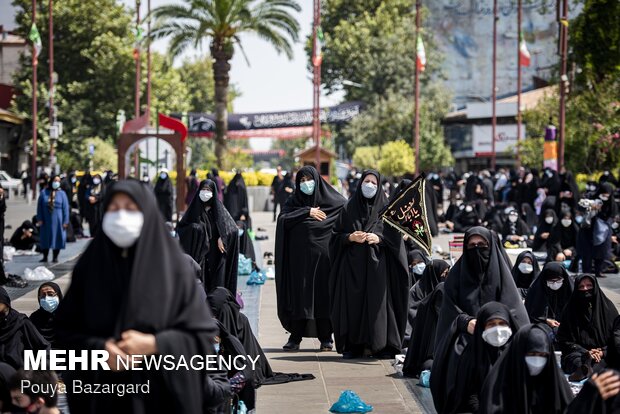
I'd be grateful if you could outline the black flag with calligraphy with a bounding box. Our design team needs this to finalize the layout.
[381,174,433,256]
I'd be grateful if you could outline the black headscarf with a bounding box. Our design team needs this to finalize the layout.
[541,169,562,196]
[275,166,346,336]
[521,203,538,230]
[431,302,522,414]
[532,209,558,251]
[436,227,529,347]
[556,170,580,215]
[29,282,63,346]
[329,170,409,354]
[153,170,174,221]
[408,259,449,326]
[55,179,217,414]
[178,179,239,294]
[550,212,578,253]
[511,251,541,290]
[557,274,619,354]
[598,182,619,221]
[224,173,250,224]
[479,324,573,414]
[524,262,573,324]
[9,220,38,250]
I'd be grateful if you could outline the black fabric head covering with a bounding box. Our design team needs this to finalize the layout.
[520,203,538,230]
[479,324,573,414]
[224,173,249,221]
[557,274,619,353]
[436,226,529,347]
[350,170,384,231]
[511,251,541,289]
[525,262,573,323]
[0,288,9,307]
[597,182,619,220]
[29,282,63,345]
[178,179,239,293]
[284,165,345,213]
[415,259,450,298]
[55,179,217,414]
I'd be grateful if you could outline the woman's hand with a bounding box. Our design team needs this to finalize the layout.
[540,232,550,240]
[309,207,327,221]
[117,330,158,356]
[63,223,68,229]
[589,348,603,363]
[467,319,477,335]
[366,233,381,245]
[592,371,620,400]
[105,339,128,371]
[546,318,560,328]
[217,237,226,253]
[348,231,366,243]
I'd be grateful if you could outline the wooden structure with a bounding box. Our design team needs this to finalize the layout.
[295,145,336,182]
[117,131,186,214]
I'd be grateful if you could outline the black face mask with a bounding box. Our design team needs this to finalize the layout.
[466,246,491,275]
[577,289,594,302]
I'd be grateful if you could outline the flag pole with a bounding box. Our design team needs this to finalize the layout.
[31,0,38,201]
[491,0,498,171]
[516,0,522,168]
[48,0,55,172]
[413,0,421,176]
[312,0,321,173]
[134,0,141,175]
[558,0,568,170]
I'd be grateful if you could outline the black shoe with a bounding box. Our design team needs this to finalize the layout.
[282,341,300,351]
[342,351,361,359]
[319,341,333,352]
[39,258,48,263]
[52,258,59,263]
[5,275,27,288]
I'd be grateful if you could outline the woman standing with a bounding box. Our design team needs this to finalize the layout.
[84,173,105,237]
[36,176,69,263]
[154,168,174,222]
[224,172,251,229]
[275,166,346,351]
[329,170,409,359]
[55,180,219,413]
[177,180,239,294]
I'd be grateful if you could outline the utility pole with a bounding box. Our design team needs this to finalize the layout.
[558,0,568,170]
[516,0,522,168]
[413,0,421,175]
[31,0,38,200]
[146,0,151,122]
[491,0,498,170]
[312,0,321,172]
[48,0,55,172]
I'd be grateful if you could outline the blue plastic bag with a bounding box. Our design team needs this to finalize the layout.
[238,254,252,276]
[419,370,431,388]
[329,390,373,413]
[246,270,266,285]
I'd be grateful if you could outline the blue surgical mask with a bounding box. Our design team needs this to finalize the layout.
[51,182,60,190]
[562,260,572,269]
[214,343,220,353]
[575,215,584,224]
[412,263,426,275]
[361,182,378,199]
[40,296,59,313]
[160,173,168,180]
[238,229,244,236]
[300,180,315,195]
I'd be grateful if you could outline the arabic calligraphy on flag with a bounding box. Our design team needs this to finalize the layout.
[381,174,433,256]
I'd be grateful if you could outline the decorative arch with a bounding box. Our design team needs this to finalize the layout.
[117,132,186,215]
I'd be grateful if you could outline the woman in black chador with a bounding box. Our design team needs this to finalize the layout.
[224,172,252,230]
[55,180,224,413]
[275,166,346,351]
[153,168,174,221]
[329,170,409,359]
[177,180,239,294]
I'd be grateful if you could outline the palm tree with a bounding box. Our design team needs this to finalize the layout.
[151,0,301,168]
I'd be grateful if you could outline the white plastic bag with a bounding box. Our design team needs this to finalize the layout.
[3,246,15,262]
[23,266,54,281]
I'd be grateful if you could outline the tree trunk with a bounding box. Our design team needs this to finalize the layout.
[211,39,233,169]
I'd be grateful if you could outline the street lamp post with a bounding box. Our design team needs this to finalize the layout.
[31,0,38,201]
[491,0,498,171]
[48,0,55,171]
[413,0,421,176]
[558,0,569,170]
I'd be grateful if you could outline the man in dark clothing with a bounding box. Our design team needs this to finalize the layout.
[271,166,284,221]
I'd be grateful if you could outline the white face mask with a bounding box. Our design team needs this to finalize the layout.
[545,216,554,224]
[102,210,144,248]
[482,325,512,348]
[612,222,619,230]
[508,215,518,223]
[575,215,584,224]
[160,173,168,180]
[412,263,426,275]
[465,205,473,213]
[93,178,101,185]
[546,280,563,291]
[199,190,213,202]
[361,182,378,199]
[561,219,572,227]
[600,194,610,201]
[525,356,547,376]
[518,263,533,274]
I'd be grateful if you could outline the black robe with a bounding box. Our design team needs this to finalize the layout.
[224,173,252,229]
[329,170,409,355]
[565,369,620,414]
[556,171,580,216]
[557,274,619,372]
[532,209,558,252]
[237,221,256,263]
[275,166,346,336]
[548,218,578,259]
[55,180,220,414]
[425,180,440,237]
[154,175,174,222]
[9,220,38,250]
[479,324,573,414]
[435,226,529,349]
[431,302,522,414]
[511,251,541,291]
[406,259,450,339]
[29,282,63,347]
[598,182,619,221]
[178,180,239,294]
[0,295,50,369]
[524,262,573,325]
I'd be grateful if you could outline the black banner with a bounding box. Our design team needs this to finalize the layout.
[381,174,433,256]
[181,101,364,134]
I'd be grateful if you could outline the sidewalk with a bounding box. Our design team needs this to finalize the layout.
[252,212,422,413]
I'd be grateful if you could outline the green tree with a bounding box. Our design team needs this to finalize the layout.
[516,137,545,170]
[151,0,301,168]
[352,146,381,170]
[178,57,216,113]
[378,140,415,177]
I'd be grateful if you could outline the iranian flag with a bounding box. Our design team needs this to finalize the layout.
[416,36,426,72]
[312,26,324,67]
[519,34,531,67]
[28,23,42,65]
